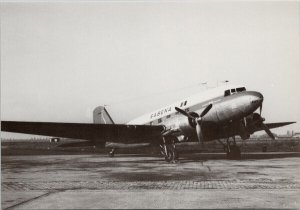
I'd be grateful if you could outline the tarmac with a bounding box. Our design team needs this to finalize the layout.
[2,153,300,209]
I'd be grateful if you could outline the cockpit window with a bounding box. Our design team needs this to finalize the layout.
[236,87,246,92]
[224,90,230,96]
[225,87,246,96]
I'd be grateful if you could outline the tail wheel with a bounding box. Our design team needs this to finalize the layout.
[109,148,115,157]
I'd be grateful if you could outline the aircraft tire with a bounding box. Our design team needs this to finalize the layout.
[174,150,179,160]
[164,148,173,162]
[163,144,175,162]
[226,145,241,160]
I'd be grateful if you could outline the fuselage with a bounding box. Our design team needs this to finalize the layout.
[127,85,263,142]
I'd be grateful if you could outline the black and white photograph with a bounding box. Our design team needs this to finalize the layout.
[1,0,299,209]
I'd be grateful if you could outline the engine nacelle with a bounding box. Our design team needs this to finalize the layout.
[237,121,250,140]
[175,112,198,136]
[245,113,264,134]
[246,113,263,124]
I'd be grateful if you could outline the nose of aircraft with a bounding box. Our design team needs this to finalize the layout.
[252,91,263,101]
[248,91,264,108]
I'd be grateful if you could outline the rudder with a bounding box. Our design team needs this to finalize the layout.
[93,106,115,124]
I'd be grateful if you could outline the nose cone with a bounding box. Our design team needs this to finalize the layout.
[250,91,264,103]
[247,91,264,111]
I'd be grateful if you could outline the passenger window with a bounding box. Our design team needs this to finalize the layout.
[224,90,230,96]
[231,89,236,93]
[184,101,187,106]
[158,118,162,123]
[166,115,171,119]
[150,121,153,125]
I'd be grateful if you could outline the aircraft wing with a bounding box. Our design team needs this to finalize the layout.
[253,121,296,132]
[1,121,165,143]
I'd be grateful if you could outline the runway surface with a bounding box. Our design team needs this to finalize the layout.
[2,153,300,209]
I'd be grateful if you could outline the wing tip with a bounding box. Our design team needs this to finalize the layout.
[286,121,297,125]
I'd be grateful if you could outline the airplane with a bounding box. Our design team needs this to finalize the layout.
[1,84,295,162]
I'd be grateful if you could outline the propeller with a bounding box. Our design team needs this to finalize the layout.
[259,104,262,115]
[175,107,195,119]
[175,104,213,145]
[262,123,275,140]
[258,103,275,140]
[200,104,213,118]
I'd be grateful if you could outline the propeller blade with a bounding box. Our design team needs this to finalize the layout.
[200,104,213,118]
[196,122,203,145]
[175,107,195,119]
[259,104,262,115]
[262,123,275,140]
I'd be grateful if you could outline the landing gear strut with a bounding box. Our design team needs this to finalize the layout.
[226,144,241,160]
[219,136,241,160]
[160,137,178,163]
[226,137,241,160]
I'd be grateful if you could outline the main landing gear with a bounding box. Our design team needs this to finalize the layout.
[160,137,179,163]
[219,136,241,160]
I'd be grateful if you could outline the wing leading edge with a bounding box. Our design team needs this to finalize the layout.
[253,121,296,132]
[1,121,165,144]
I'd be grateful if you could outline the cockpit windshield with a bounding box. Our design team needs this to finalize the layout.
[236,87,246,92]
[224,90,230,96]
[224,87,246,97]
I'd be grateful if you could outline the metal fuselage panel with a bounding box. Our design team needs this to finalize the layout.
[205,91,263,124]
[129,90,263,142]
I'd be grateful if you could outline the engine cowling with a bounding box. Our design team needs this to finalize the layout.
[176,112,199,136]
[245,113,264,134]
[238,120,250,140]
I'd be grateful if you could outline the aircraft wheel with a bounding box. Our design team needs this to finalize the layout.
[164,144,174,162]
[174,150,179,160]
[160,136,178,163]
[226,145,241,160]
[160,144,177,162]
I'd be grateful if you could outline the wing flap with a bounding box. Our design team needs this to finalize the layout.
[1,121,165,143]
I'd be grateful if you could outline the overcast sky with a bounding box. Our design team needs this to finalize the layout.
[1,1,299,138]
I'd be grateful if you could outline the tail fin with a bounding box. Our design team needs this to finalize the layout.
[93,106,115,124]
